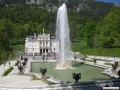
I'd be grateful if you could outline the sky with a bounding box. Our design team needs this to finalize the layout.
[96,0,120,6]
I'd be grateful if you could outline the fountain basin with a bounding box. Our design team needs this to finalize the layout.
[31,61,110,82]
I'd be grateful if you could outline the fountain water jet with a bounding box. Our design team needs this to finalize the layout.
[55,3,71,69]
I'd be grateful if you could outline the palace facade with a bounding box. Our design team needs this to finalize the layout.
[25,29,59,55]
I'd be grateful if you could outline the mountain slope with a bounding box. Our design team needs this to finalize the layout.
[0,0,114,21]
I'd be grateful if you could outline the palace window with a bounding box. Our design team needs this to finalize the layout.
[32,42,35,47]
[29,43,31,47]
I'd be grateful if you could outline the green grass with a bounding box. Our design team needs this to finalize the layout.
[72,42,120,57]
[81,48,120,57]
[31,62,110,82]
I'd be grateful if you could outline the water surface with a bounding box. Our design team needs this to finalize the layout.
[31,61,110,82]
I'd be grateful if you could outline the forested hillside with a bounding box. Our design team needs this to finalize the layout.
[0,0,120,64]
[94,7,120,48]
[74,6,120,48]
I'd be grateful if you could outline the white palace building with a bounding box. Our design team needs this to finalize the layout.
[25,29,59,55]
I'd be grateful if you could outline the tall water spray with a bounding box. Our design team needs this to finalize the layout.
[56,3,71,69]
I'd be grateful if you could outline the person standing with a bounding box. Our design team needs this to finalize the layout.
[9,61,11,67]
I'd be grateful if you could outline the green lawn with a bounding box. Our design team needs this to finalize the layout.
[31,61,110,82]
[72,42,120,57]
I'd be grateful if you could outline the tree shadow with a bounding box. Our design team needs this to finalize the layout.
[72,62,84,67]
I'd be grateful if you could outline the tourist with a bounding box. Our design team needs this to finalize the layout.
[9,62,11,67]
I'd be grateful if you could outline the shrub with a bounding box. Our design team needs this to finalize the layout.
[2,66,13,76]
[40,78,53,85]
[31,75,53,84]
[31,75,39,80]
[85,59,94,62]
[105,62,112,66]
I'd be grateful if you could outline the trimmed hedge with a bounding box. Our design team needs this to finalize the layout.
[2,66,13,76]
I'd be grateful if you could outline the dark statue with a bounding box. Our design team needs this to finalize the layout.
[18,64,24,74]
[24,58,28,62]
[40,68,47,77]
[73,73,81,82]
[115,61,118,67]
[94,59,97,64]
[112,64,117,71]
[22,62,26,66]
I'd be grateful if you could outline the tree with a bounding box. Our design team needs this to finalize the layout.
[14,25,25,41]
[36,23,47,34]
[0,24,10,51]
[81,19,96,47]
[94,7,120,48]
[0,19,12,64]
[0,34,9,50]
[0,51,9,64]
[0,19,13,39]
[23,23,31,36]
